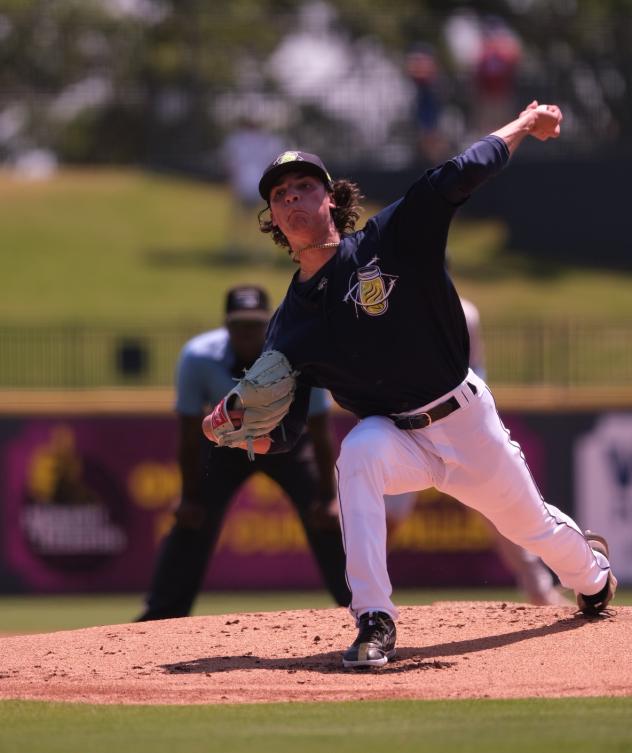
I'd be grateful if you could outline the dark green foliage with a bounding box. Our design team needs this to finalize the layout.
[0,0,631,164]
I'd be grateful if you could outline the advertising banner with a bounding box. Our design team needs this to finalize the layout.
[575,413,632,583]
[1,406,621,593]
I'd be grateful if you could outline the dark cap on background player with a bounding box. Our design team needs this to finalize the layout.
[258,150,334,201]
[224,285,270,323]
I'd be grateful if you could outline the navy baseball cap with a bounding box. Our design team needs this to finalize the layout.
[225,285,270,323]
[258,150,334,201]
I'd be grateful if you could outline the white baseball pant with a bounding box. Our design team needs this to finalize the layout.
[383,492,565,605]
[335,369,612,621]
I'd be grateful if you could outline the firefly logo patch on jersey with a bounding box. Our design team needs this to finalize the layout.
[344,257,398,318]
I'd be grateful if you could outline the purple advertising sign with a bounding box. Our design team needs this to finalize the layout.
[2,417,178,591]
[0,412,546,593]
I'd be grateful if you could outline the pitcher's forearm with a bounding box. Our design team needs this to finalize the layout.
[492,101,563,155]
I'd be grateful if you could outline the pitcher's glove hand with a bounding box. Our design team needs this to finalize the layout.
[202,350,298,459]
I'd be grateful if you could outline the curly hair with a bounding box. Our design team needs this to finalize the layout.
[258,178,364,254]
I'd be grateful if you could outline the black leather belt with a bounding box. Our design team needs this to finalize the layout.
[393,383,477,430]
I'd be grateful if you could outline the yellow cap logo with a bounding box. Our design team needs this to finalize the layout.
[274,151,302,166]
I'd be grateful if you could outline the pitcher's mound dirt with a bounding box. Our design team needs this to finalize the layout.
[1,602,631,705]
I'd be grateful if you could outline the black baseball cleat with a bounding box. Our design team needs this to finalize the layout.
[342,611,396,668]
[577,531,618,616]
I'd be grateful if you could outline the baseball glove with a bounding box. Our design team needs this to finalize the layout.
[206,349,298,459]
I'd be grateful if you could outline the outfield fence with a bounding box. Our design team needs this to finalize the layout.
[1,321,632,388]
[0,324,202,389]
[484,322,632,386]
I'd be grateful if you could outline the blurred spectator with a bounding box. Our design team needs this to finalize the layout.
[443,8,483,72]
[459,297,485,378]
[220,117,284,209]
[267,1,411,160]
[405,44,450,163]
[12,149,58,180]
[473,17,523,136]
[219,118,284,255]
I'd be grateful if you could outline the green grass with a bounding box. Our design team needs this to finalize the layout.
[1,168,631,327]
[0,169,296,326]
[448,220,632,323]
[1,698,631,753]
[2,589,632,634]
[0,591,336,633]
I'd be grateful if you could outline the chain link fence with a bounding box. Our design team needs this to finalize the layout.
[0,324,201,389]
[2,322,632,389]
[484,322,632,386]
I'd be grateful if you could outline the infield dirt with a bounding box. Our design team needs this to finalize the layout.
[1,602,631,705]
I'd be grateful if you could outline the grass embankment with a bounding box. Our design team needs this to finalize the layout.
[0,169,293,326]
[1,168,631,326]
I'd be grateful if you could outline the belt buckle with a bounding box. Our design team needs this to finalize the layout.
[419,411,432,427]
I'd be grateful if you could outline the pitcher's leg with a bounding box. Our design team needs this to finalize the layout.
[495,494,612,603]
[336,454,394,619]
[491,527,569,605]
[336,417,436,622]
[492,458,610,599]
[440,392,613,600]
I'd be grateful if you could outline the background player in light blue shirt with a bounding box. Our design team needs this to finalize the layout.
[137,285,349,620]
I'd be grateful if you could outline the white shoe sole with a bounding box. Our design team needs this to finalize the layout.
[577,530,617,613]
[585,530,609,558]
[342,649,396,669]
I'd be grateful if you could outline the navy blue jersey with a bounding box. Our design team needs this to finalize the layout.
[265,136,509,452]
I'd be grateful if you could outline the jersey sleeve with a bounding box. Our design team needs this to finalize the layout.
[370,135,509,266]
[428,135,509,205]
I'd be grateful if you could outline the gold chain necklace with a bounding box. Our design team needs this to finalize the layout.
[290,240,339,263]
